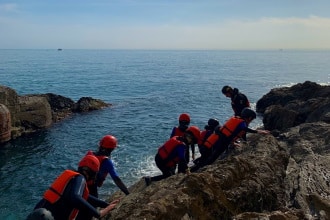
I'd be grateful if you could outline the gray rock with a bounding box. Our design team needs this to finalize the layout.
[0,85,110,142]
[257,81,330,131]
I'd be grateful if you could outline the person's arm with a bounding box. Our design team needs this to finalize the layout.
[70,176,120,218]
[113,177,130,195]
[87,194,109,208]
[228,122,248,141]
[67,175,101,218]
[106,159,130,195]
[244,125,270,134]
[99,199,120,218]
[245,127,258,134]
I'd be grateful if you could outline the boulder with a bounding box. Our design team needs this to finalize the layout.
[0,85,20,126]
[0,104,11,143]
[0,85,111,142]
[74,97,111,112]
[256,81,330,131]
[17,95,52,131]
[39,93,75,122]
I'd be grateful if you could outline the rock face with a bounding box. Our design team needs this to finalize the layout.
[256,81,330,131]
[0,85,111,142]
[0,104,11,143]
[105,81,330,220]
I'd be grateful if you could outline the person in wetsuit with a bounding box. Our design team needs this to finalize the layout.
[191,108,269,172]
[32,155,119,220]
[193,118,220,167]
[170,113,195,162]
[84,135,129,198]
[144,126,201,186]
[76,135,129,220]
[222,85,250,116]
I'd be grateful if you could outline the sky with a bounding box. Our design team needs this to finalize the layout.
[0,0,330,50]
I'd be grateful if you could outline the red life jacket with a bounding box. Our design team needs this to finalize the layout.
[198,130,207,146]
[220,116,246,139]
[43,170,89,220]
[172,127,185,137]
[203,133,220,149]
[86,151,108,186]
[158,136,185,167]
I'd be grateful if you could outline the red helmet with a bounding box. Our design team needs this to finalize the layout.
[78,155,100,173]
[179,113,190,123]
[186,126,200,143]
[99,135,117,149]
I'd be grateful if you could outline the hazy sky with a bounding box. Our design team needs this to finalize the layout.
[1,0,330,50]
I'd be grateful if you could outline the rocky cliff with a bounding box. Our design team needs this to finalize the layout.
[105,81,330,220]
[0,85,110,143]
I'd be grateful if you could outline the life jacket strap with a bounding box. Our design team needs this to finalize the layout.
[49,187,62,197]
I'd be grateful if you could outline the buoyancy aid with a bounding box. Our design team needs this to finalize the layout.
[172,127,185,137]
[43,170,89,220]
[158,136,185,167]
[86,151,108,187]
[198,130,207,146]
[220,116,246,139]
[203,133,220,149]
[198,130,213,146]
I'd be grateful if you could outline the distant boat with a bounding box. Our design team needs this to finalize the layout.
[57,48,62,51]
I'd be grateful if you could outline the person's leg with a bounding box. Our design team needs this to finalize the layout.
[190,147,213,172]
[204,138,230,165]
[145,154,173,185]
[150,163,173,182]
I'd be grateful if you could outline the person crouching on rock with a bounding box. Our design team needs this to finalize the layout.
[144,126,201,186]
[191,108,269,172]
[31,155,119,220]
[194,118,220,166]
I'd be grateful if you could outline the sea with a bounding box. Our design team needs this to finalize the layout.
[0,49,329,219]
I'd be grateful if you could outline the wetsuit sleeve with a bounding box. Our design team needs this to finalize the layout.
[87,194,109,208]
[229,122,258,141]
[104,159,119,179]
[68,175,101,218]
[245,127,258,133]
[104,159,130,195]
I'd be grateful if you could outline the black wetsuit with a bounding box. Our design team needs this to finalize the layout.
[34,173,108,220]
[231,88,250,116]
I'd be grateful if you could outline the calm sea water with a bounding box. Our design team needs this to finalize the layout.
[0,49,329,219]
